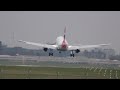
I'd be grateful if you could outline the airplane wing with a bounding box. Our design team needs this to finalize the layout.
[68,44,111,51]
[18,40,57,50]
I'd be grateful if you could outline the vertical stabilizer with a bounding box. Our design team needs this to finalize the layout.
[64,26,66,40]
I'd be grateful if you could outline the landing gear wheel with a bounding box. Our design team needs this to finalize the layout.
[49,53,53,56]
[73,54,74,57]
[51,53,53,56]
[70,54,75,57]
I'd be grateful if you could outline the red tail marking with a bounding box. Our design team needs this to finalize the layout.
[62,26,67,49]
[62,40,67,49]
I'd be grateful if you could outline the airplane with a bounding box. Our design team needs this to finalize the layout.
[18,27,110,57]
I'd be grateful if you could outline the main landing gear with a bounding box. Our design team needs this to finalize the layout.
[49,49,53,56]
[70,51,75,57]
[49,53,53,56]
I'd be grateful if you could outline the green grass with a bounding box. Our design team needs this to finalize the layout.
[0,66,120,79]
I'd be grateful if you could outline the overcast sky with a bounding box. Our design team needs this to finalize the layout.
[0,11,120,53]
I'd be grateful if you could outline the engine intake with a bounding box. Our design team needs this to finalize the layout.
[75,49,80,53]
[43,48,48,52]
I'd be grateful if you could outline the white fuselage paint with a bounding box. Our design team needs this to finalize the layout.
[56,36,68,51]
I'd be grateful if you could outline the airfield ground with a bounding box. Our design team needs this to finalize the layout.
[0,55,120,79]
[0,66,120,79]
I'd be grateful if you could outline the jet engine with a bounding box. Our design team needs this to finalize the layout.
[43,48,48,52]
[75,49,80,53]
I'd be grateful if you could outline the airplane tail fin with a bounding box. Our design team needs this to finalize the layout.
[64,26,66,40]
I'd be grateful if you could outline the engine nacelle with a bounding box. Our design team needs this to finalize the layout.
[43,48,48,52]
[75,49,80,53]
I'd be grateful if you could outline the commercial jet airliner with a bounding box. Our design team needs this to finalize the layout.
[18,27,110,57]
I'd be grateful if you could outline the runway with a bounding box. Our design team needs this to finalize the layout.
[0,55,120,69]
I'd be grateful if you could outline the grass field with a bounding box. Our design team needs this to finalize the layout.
[0,65,120,79]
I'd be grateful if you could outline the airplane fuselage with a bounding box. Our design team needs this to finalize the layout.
[56,36,68,51]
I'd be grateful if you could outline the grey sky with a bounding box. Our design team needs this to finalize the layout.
[0,11,120,53]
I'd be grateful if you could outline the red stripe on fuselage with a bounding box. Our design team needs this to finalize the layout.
[61,39,67,49]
